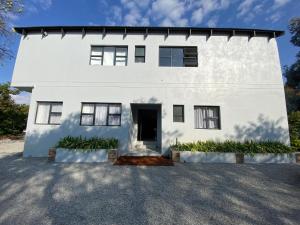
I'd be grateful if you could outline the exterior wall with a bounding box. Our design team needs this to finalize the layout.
[11,32,290,157]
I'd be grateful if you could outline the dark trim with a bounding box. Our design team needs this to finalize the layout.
[80,102,122,126]
[173,105,184,123]
[14,26,284,38]
[35,101,63,125]
[194,105,221,130]
[135,45,146,63]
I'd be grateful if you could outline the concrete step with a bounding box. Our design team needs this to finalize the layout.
[134,141,158,150]
[125,149,161,157]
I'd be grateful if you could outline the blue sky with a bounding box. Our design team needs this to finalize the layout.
[1,0,300,104]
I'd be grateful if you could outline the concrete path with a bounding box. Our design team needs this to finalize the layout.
[0,139,24,155]
[0,154,299,225]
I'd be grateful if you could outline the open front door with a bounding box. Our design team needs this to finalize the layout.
[138,109,157,141]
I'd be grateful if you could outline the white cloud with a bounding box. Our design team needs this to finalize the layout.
[267,12,281,23]
[150,0,187,26]
[273,0,291,9]
[237,0,256,17]
[11,92,31,105]
[207,16,219,27]
[120,0,150,25]
[191,0,230,25]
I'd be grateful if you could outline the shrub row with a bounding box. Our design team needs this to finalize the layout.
[56,136,118,151]
[170,140,294,154]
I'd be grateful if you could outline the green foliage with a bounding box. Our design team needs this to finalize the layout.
[170,140,294,154]
[289,17,300,47]
[0,82,28,135]
[0,0,23,61]
[285,17,300,112]
[56,136,118,151]
[288,111,300,150]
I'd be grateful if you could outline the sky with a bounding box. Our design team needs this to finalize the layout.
[0,0,300,104]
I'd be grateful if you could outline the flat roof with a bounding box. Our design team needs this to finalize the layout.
[14,26,284,38]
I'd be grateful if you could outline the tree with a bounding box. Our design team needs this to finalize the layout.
[0,0,23,61]
[284,17,300,112]
[0,82,29,135]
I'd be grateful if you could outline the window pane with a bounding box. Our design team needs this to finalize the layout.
[184,57,197,67]
[208,118,218,129]
[108,115,121,126]
[115,57,126,66]
[160,48,171,57]
[159,57,171,66]
[51,103,62,113]
[135,47,145,56]
[81,115,94,125]
[135,56,145,63]
[82,104,94,114]
[116,48,127,57]
[49,113,61,124]
[172,48,183,67]
[103,47,115,66]
[91,47,103,56]
[173,105,184,122]
[194,107,206,128]
[109,105,121,114]
[90,56,102,65]
[36,103,50,124]
[95,104,108,126]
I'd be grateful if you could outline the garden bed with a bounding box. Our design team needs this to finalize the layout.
[171,141,299,164]
[53,136,118,163]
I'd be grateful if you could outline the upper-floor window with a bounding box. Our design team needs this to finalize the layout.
[35,102,63,125]
[80,103,121,126]
[194,106,220,129]
[159,47,198,67]
[135,46,145,63]
[90,46,128,66]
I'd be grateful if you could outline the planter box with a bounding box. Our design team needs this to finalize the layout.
[179,151,236,163]
[55,148,115,163]
[244,153,296,164]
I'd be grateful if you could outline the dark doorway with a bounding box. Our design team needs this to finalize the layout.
[138,109,157,141]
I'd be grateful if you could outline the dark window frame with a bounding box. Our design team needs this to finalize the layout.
[159,46,198,67]
[35,101,63,125]
[90,46,128,66]
[173,105,184,122]
[135,46,145,63]
[80,102,122,126]
[194,106,221,130]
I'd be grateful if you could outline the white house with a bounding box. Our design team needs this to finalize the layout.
[11,26,290,157]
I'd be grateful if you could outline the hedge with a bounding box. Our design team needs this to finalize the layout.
[170,140,294,154]
[56,136,118,151]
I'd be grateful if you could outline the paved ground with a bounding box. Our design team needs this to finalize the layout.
[0,153,299,225]
[0,139,24,155]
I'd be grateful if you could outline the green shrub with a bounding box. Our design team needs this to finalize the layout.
[170,140,294,154]
[288,111,300,150]
[56,136,118,151]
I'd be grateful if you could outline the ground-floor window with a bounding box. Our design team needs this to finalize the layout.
[80,103,121,126]
[35,102,63,125]
[173,105,184,122]
[194,106,220,129]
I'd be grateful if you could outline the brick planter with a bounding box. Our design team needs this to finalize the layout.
[108,149,118,162]
[48,148,56,162]
[235,153,244,164]
[171,150,180,162]
[294,152,300,163]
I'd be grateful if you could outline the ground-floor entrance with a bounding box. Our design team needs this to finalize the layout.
[130,104,162,154]
[138,109,157,141]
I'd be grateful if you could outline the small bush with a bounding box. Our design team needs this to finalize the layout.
[170,140,294,154]
[288,111,300,150]
[56,136,118,151]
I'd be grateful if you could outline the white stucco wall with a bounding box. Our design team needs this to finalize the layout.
[11,32,290,157]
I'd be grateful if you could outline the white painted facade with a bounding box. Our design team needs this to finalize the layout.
[11,27,290,157]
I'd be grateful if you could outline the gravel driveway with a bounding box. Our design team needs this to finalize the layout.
[0,154,299,225]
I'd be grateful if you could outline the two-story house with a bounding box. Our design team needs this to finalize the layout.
[11,26,290,157]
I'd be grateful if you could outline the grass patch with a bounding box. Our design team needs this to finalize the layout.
[170,140,294,154]
[56,136,118,152]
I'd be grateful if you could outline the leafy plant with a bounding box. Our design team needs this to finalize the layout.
[288,111,300,150]
[56,136,118,152]
[170,140,294,154]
